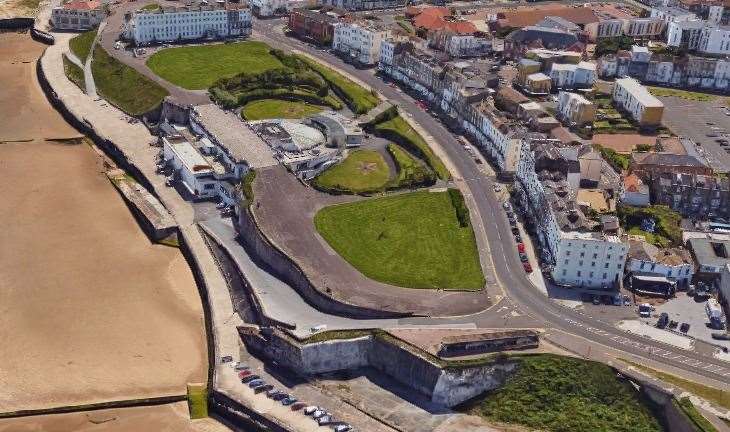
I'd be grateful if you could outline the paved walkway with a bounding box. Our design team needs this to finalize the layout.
[81,21,104,98]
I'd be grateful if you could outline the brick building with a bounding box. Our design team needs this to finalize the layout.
[288,8,344,45]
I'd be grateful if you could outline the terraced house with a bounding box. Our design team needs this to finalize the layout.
[123,2,251,46]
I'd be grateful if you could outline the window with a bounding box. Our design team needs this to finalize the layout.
[562,269,567,276]
[618,264,623,269]
[580,252,585,258]
[591,262,596,267]
[577,271,582,277]
[604,263,609,268]
[603,273,607,279]
[593,253,598,259]
[579,260,583,266]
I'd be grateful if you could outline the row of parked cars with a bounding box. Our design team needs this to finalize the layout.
[235,362,353,432]
[501,197,531,273]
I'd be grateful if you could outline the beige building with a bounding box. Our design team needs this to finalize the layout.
[51,0,103,30]
[557,91,595,127]
[612,77,664,127]
[524,72,552,95]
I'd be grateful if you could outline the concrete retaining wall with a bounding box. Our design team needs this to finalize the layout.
[235,205,410,319]
[0,17,34,29]
[368,336,443,398]
[432,362,517,407]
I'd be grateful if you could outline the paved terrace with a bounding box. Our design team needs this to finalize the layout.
[251,166,499,317]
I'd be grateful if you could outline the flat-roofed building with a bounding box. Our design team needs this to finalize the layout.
[612,77,664,127]
[557,91,595,127]
[523,72,552,95]
[687,234,730,276]
[548,61,596,89]
[333,20,390,65]
[51,0,104,31]
[123,2,251,46]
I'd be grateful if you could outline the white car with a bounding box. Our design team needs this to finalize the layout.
[312,410,327,419]
[303,406,319,415]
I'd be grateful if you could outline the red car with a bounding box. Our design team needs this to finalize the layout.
[238,370,253,379]
[517,243,525,253]
[523,262,533,273]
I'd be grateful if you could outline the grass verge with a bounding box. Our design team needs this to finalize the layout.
[372,111,450,180]
[187,384,208,419]
[242,98,324,120]
[92,45,169,115]
[312,150,391,193]
[296,55,379,114]
[618,358,730,411]
[459,354,662,432]
[147,41,284,90]
[648,86,717,102]
[63,55,85,92]
[313,190,484,289]
[675,397,718,432]
[69,28,97,63]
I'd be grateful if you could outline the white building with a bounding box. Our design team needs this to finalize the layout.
[720,263,730,308]
[444,34,492,58]
[123,2,251,46]
[250,0,288,17]
[697,25,730,55]
[709,5,724,25]
[332,21,389,65]
[667,19,705,49]
[556,91,595,127]
[548,61,596,89]
[51,0,104,31]
[612,77,664,126]
[650,5,697,25]
[552,232,628,288]
[626,240,694,286]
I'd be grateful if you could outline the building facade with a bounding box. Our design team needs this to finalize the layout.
[51,0,104,31]
[552,232,628,288]
[250,0,288,17]
[612,77,664,127]
[653,172,730,219]
[333,21,389,65]
[548,61,597,89]
[316,0,405,11]
[123,3,251,46]
[288,8,340,45]
[626,240,694,286]
[557,91,596,127]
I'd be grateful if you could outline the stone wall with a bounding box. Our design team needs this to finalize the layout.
[235,204,410,319]
[0,17,33,29]
[432,362,518,407]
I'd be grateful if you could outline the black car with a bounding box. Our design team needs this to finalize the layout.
[680,323,690,333]
[519,254,529,262]
[514,234,522,242]
[241,374,261,383]
[657,313,669,328]
[511,227,520,235]
[581,293,594,303]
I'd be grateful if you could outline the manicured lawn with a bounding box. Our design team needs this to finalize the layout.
[187,384,208,419]
[313,191,484,289]
[146,41,284,89]
[460,354,662,432]
[63,55,85,92]
[69,28,97,63]
[374,114,450,180]
[648,86,717,102]
[386,143,435,188]
[619,358,730,411]
[92,46,169,115]
[313,149,391,193]
[296,55,379,114]
[242,98,324,120]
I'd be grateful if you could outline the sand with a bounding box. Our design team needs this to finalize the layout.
[0,33,207,413]
[0,402,230,432]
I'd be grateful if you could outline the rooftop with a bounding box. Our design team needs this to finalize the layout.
[138,1,247,13]
[631,152,708,168]
[163,136,213,176]
[687,237,730,269]
[495,4,599,28]
[62,0,100,10]
[192,104,277,169]
[615,77,663,108]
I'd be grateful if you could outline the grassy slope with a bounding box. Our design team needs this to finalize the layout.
[242,98,324,120]
[62,55,85,92]
[69,29,97,63]
[387,144,434,188]
[619,359,730,411]
[92,46,169,115]
[312,150,391,193]
[296,55,379,114]
[676,397,719,432]
[314,191,484,290]
[619,205,682,247]
[187,384,208,419]
[374,115,450,180]
[140,2,160,10]
[146,41,284,90]
[648,86,716,102]
[463,355,662,432]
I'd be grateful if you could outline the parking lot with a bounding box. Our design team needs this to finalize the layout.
[659,96,730,173]
[652,293,730,350]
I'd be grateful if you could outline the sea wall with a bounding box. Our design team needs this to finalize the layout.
[236,204,410,319]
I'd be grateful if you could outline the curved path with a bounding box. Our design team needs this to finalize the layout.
[252,19,730,386]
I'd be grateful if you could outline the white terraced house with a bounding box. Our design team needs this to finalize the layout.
[123,2,251,46]
[333,21,389,65]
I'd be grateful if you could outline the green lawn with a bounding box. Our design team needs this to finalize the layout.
[312,150,391,193]
[242,98,324,120]
[460,354,662,432]
[386,143,435,188]
[92,46,169,115]
[313,191,484,289]
[140,2,160,10]
[648,86,717,102]
[374,114,450,180]
[296,55,379,114]
[63,55,85,92]
[619,205,682,247]
[187,384,208,419]
[69,28,97,63]
[146,41,284,90]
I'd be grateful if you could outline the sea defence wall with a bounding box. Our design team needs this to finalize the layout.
[239,327,520,408]
[235,203,411,320]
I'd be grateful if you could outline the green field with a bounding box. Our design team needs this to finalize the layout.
[92,46,169,115]
[648,86,717,102]
[312,150,391,193]
[314,191,484,289]
[242,99,324,120]
[69,28,97,63]
[461,354,662,432]
[146,42,284,89]
[296,55,379,114]
[63,55,85,92]
[373,114,450,180]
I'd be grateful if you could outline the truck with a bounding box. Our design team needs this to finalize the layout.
[706,299,726,329]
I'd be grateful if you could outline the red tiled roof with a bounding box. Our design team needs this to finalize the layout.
[623,173,644,192]
[413,7,476,34]
[496,5,599,28]
[63,0,100,10]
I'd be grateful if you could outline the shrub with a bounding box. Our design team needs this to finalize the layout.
[448,188,470,228]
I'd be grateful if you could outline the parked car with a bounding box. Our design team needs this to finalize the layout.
[234,362,249,371]
[581,293,594,303]
[255,384,274,394]
[272,393,288,401]
[303,406,319,415]
[503,201,511,210]
[612,295,622,306]
[669,320,679,329]
[511,227,520,235]
[312,409,327,419]
[680,322,690,333]
[622,295,631,306]
[238,370,253,379]
[523,262,532,273]
[514,234,522,242]
[638,303,652,318]
[266,389,281,398]
[282,396,298,406]
[317,416,334,425]
[657,312,669,328]
[248,379,265,388]
[251,382,267,391]
[592,296,601,305]
[290,402,306,411]
[517,243,525,253]
[334,425,353,432]
[241,374,260,383]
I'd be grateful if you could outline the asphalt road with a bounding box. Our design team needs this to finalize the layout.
[253,18,730,384]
